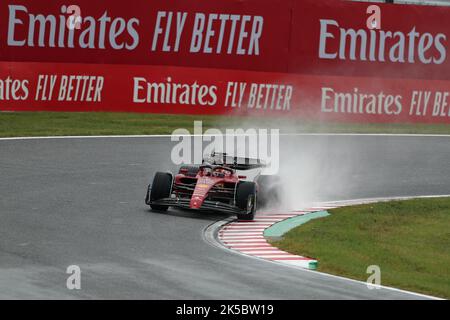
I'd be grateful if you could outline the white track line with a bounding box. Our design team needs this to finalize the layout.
[222,240,268,244]
[1,132,450,141]
[219,232,261,236]
[220,236,265,240]
[223,227,269,230]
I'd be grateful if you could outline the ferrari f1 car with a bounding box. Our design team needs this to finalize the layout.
[145,153,280,220]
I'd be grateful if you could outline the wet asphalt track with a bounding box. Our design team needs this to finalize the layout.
[0,135,449,299]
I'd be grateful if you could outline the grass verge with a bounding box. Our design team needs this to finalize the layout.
[271,198,450,299]
[0,111,449,137]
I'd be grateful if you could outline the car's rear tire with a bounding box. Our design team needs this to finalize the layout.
[178,165,199,177]
[236,181,257,221]
[149,172,172,212]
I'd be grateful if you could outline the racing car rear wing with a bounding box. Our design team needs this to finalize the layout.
[207,152,266,170]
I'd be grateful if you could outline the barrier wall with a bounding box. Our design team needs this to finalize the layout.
[0,0,449,123]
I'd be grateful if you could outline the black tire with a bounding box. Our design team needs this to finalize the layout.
[235,181,257,221]
[178,165,199,177]
[257,175,281,208]
[149,172,172,211]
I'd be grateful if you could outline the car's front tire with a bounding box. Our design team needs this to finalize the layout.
[149,172,172,212]
[236,181,257,221]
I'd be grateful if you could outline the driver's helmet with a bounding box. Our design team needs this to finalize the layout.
[201,162,213,176]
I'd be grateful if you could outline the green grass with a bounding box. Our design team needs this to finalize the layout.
[271,198,450,299]
[0,111,449,137]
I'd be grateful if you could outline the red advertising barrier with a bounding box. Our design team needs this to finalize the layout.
[0,0,291,72]
[291,0,450,81]
[0,0,449,123]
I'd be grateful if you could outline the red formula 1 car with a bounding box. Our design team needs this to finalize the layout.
[145,153,280,220]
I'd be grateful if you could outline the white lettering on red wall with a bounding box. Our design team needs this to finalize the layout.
[0,0,449,123]
[319,19,447,64]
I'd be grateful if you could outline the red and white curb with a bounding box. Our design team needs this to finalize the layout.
[217,207,337,270]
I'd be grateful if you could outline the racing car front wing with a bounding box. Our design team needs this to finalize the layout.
[146,197,248,215]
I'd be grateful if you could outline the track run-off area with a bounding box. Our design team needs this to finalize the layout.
[0,134,449,299]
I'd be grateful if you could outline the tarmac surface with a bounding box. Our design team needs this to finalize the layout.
[0,135,448,299]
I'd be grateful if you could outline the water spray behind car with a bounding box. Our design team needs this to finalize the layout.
[205,117,360,211]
